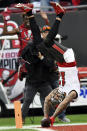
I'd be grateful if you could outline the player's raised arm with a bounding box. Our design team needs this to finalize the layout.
[40,11,50,26]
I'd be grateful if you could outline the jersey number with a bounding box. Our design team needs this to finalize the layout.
[59,72,65,86]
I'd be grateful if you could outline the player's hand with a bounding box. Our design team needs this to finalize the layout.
[3,14,10,21]
[40,11,50,25]
[3,7,11,21]
[40,11,48,20]
[38,52,44,60]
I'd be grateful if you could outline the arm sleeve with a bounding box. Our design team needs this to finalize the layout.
[29,16,42,45]
[44,20,60,47]
[63,48,75,63]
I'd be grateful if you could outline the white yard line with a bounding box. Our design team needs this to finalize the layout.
[54,123,87,126]
[0,125,54,131]
[0,123,87,131]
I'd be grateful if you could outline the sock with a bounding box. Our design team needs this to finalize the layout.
[57,13,64,19]
[26,10,32,16]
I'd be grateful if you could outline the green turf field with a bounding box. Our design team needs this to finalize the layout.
[0,114,87,131]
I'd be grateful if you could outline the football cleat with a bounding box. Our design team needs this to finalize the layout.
[15,3,33,12]
[59,117,71,122]
[50,2,65,15]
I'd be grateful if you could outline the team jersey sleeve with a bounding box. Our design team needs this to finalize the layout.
[63,48,75,63]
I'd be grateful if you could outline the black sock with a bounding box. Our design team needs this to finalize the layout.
[56,13,64,19]
[26,10,32,16]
